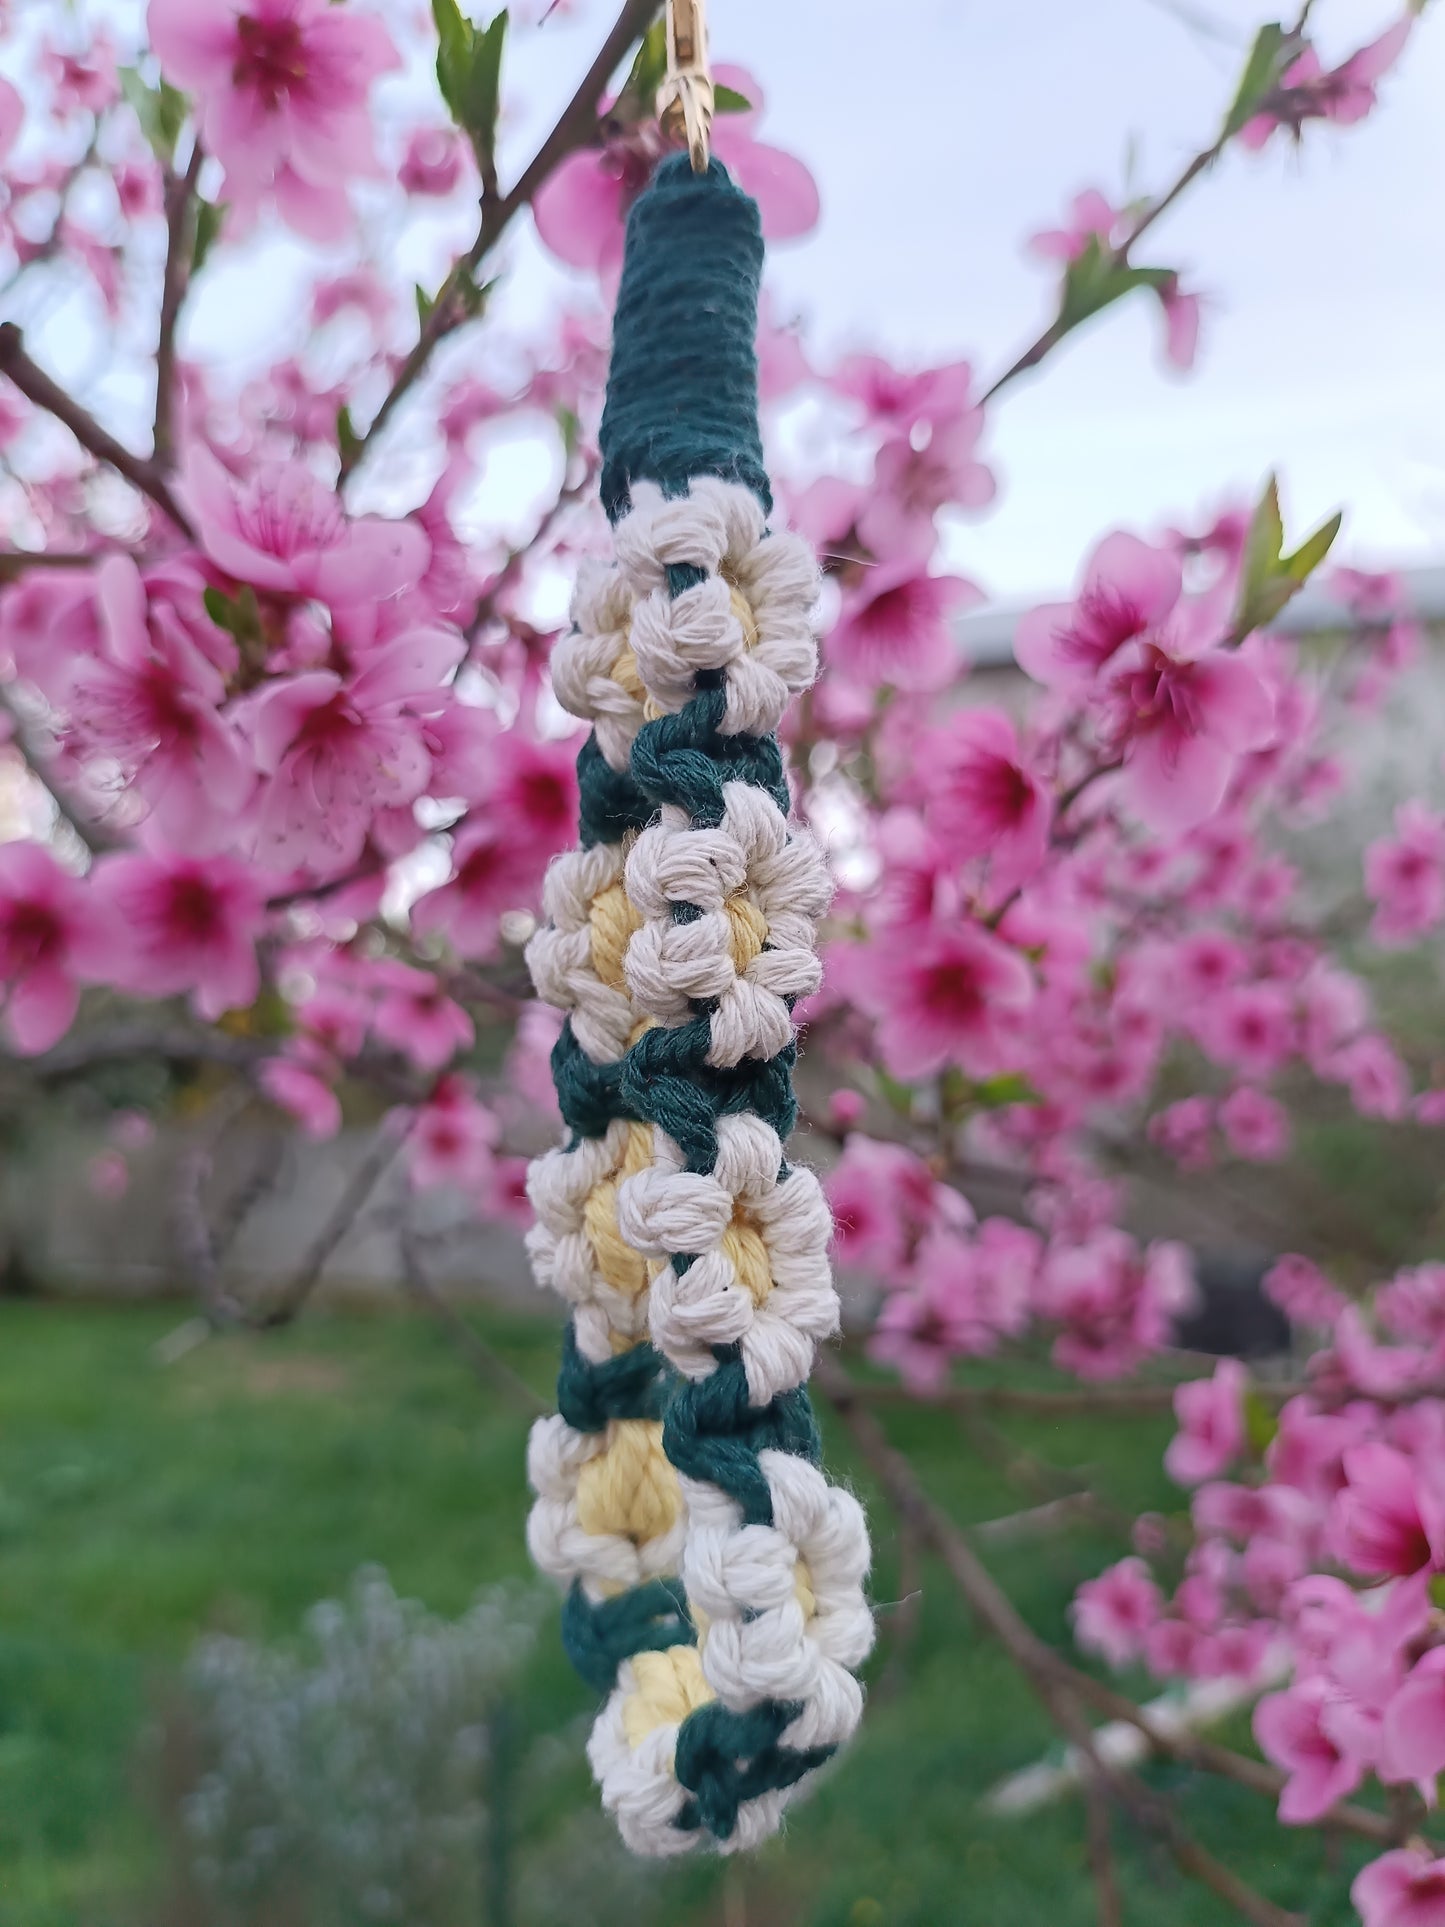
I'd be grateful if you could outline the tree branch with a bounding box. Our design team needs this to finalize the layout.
[814,1349,1394,1907]
[0,684,125,855]
[258,1122,408,1328]
[153,141,204,470]
[339,0,662,484]
[398,1216,547,1415]
[0,323,195,536]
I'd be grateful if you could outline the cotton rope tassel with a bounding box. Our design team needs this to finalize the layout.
[524,154,873,1858]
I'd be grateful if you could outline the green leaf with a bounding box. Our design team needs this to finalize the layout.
[190,199,225,275]
[431,2,508,167]
[463,11,508,166]
[1232,474,1342,638]
[971,1072,1043,1110]
[336,404,361,468]
[555,404,580,461]
[432,0,473,120]
[457,273,497,319]
[620,19,669,110]
[1243,1384,1279,1455]
[415,282,436,329]
[203,584,261,645]
[713,84,753,113]
[1430,1574,1445,1611]
[119,66,188,163]
[1283,510,1343,583]
[874,1071,915,1116]
[1220,21,1297,140]
[1057,236,1172,333]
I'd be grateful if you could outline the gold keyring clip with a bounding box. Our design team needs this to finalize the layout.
[657,0,714,173]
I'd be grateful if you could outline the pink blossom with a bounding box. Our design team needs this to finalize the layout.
[260,1056,341,1139]
[0,842,116,1053]
[1015,532,1183,690]
[398,125,466,197]
[1333,1443,1445,1579]
[1165,1358,1248,1485]
[858,413,995,562]
[924,708,1052,892]
[827,564,978,694]
[68,557,253,855]
[1148,1095,1215,1171]
[849,920,1033,1081]
[1379,1650,1445,1797]
[1071,1556,1163,1669]
[1264,1254,1346,1329]
[1037,1232,1196,1380]
[1101,620,1276,832]
[533,66,818,278]
[1255,1676,1368,1822]
[826,1135,965,1277]
[1366,802,1445,945]
[93,851,265,1019]
[1200,981,1296,1079]
[831,355,975,433]
[1218,1085,1291,1161]
[87,1149,131,1201]
[248,626,463,874]
[0,75,23,166]
[147,0,401,240]
[410,820,540,959]
[184,447,429,610]
[1378,1265,1445,1348]
[1157,279,1202,371]
[1027,188,1123,262]
[407,1077,498,1192]
[1241,19,1413,152]
[369,960,474,1072]
[1353,1849,1445,1927]
[1330,1034,1411,1121]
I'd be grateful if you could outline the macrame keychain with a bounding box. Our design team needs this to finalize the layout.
[523,0,873,1857]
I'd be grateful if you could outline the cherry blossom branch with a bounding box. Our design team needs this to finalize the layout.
[979,6,1315,406]
[339,0,662,483]
[258,1121,409,1328]
[153,141,203,470]
[815,1351,1400,1873]
[0,323,196,537]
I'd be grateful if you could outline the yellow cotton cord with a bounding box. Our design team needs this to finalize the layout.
[576,1417,684,1545]
[583,1120,657,1301]
[622,1644,715,1748]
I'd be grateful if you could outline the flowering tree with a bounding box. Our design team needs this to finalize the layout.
[1,0,1443,1917]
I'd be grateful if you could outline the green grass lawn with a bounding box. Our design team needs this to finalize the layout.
[0,1301,1369,1927]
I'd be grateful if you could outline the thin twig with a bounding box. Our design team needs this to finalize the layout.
[171,1085,254,1327]
[0,323,195,536]
[848,1377,1298,1417]
[153,141,203,469]
[26,1023,267,1082]
[398,1216,547,1416]
[979,4,1313,406]
[259,1123,409,1328]
[814,1350,1374,1913]
[0,683,124,855]
[340,0,662,483]
[1085,1765,1125,1927]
